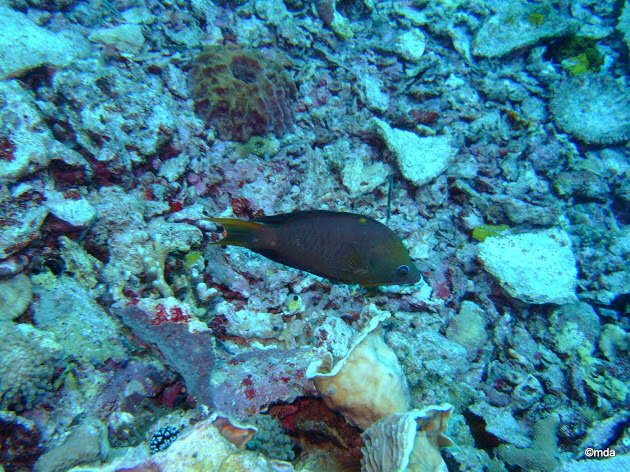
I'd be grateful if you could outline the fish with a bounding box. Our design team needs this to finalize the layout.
[207,210,421,286]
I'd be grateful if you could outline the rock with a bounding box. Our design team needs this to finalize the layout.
[43,189,96,227]
[157,153,190,182]
[22,0,78,11]
[0,191,48,259]
[88,24,145,55]
[357,74,390,113]
[34,421,108,472]
[0,321,64,411]
[468,403,531,448]
[549,308,596,357]
[58,235,103,289]
[578,411,630,455]
[92,416,289,472]
[472,2,575,58]
[393,29,426,63]
[0,6,89,79]
[330,10,353,40]
[96,358,176,428]
[496,414,559,472]
[341,157,389,197]
[0,411,41,471]
[0,273,32,321]
[385,314,470,400]
[512,374,544,411]
[0,81,57,180]
[598,324,629,362]
[121,6,156,25]
[539,364,566,396]
[0,254,29,277]
[521,95,547,123]
[618,1,630,52]
[52,59,180,162]
[210,346,316,418]
[164,20,203,48]
[478,229,578,305]
[551,302,601,348]
[254,0,290,24]
[553,170,610,202]
[445,300,488,357]
[493,195,561,226]
[216,300,284,339]
[370,117,455,187]
[557,455,630,472]
[111,298,217,408]
[32,273,126,364]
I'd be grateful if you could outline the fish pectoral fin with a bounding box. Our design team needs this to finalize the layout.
[343,245,364,269]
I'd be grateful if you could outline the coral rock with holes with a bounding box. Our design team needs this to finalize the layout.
[210,346,317,419]
[189,45,297,142]
[550,75,630,145]
[0,80,86,181]
[111,297,216,407]
[0,191,48,259]
[0,321,64,411]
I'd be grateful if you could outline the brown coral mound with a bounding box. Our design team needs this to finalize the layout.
[189,45,297,142]
[550,75,630,145]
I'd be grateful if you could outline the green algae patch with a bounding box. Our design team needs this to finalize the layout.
[472,224,510,242]
[546,35,604,75]
[236,136,280,159]
[183,251,204,272]
[526,12,545,27]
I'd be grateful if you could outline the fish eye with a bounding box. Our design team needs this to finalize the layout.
[396,265,409,277]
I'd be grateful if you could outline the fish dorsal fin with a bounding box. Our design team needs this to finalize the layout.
[254,210,380,226]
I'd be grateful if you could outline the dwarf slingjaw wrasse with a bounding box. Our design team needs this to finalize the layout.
[207,210,420,286]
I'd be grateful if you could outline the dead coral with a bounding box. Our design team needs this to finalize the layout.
[189,45,297,142]
[550,75,630,145]
[0,322,64,411]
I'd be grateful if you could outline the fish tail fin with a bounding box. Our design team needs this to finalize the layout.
[206,217,264,248]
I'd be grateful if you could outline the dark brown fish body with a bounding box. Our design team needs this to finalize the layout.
[209,211,420,286]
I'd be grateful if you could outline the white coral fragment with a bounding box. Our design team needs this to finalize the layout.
[478,229,578,305]
[370,118,455,187]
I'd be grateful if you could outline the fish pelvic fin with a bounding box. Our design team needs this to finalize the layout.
[206,217,265,248]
